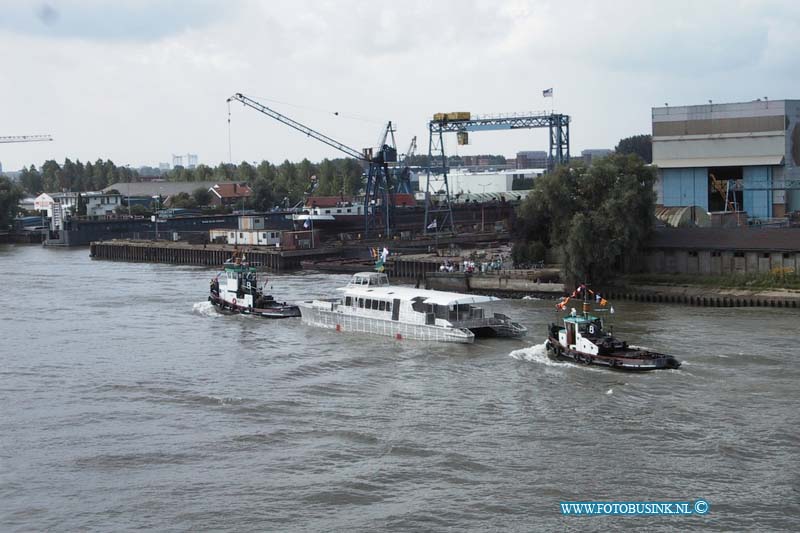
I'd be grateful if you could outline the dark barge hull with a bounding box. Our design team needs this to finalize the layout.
[545,336,680,371]
[209,295,301,319]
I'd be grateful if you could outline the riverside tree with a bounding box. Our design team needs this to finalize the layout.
[0,176,23,229]
[615,134,652,164]
[512,153,656,284]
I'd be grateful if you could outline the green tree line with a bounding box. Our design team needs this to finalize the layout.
[18,159,138,195]
[15,158,366,209]
[513,153,656,284]
[0,175,23,229]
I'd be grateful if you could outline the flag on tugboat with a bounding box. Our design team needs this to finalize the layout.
[427,219,438,230]
[542,88,553,97]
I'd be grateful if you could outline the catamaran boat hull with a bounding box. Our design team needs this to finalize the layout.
[300,271,527,343]
[300,303,476,343]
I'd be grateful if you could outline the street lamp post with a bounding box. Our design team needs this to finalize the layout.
[152,195,160,239]
[125,165,131,217]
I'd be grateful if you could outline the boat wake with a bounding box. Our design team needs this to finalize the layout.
[192,301,220,318]
[509,342,574,368]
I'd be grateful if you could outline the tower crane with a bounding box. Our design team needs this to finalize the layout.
[403,136,417,163]
[227,93,397,237]
[394,136,417,194]
[0,135,53,144]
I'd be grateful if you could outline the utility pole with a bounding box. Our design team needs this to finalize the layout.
[152,195,160,240]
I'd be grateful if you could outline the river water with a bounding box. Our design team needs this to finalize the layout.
[1,244,798,531]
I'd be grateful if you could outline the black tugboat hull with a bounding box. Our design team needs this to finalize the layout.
[546,336,681,371]
[209,295,301,319]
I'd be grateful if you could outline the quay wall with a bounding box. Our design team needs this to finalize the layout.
[604,284,800,309]
[422,271,800,308]
[90,240,339,271]
[424,272,564,298]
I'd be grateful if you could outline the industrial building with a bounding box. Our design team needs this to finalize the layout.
[652,99,800,221]
[580,149,612,165]
[425,168,543,196]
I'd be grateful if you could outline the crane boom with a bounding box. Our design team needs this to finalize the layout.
[227,93,365,161]
[404,136,417,161]
[0,135,53,144]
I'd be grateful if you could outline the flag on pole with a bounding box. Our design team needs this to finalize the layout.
[542,88,553,97]
[303,218,310,229]
[380,247,389,262]
[427,219,437,230]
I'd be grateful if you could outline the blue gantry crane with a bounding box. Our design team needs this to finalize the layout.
[227,93,397,237]
[423,111,570,234]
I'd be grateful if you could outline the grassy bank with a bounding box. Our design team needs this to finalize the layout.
[624,271,800,291]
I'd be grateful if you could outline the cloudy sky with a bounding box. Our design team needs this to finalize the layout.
[1,0,798,171]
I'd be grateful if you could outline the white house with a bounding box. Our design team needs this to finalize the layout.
[33,192,80,219]
[209,228,283,246]
[84,192,122,217]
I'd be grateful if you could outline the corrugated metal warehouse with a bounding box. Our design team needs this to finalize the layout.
[652,99,800,220]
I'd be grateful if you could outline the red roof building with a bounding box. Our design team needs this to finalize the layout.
[209,183,253,206]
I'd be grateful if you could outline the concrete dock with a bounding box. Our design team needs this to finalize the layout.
[90,240,340,271]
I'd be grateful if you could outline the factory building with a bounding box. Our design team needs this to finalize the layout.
[425,168,543,196]
[580,149,613,166]
[652,99,800,221]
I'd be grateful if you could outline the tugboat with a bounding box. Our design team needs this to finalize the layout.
[546,285,680,371]
[209,254,300,319]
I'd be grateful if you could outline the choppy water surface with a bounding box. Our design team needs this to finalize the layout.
[1,245,798,531]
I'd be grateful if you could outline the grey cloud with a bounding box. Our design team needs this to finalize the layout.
[0,0,231,41]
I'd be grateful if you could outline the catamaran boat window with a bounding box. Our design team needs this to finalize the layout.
[345,296,352,306]
[371,300,379,310]
[433,305,449,319]
[379,301,385,311]
[358,298,364,308]
[386,301,392,313]
[411,297,426,313]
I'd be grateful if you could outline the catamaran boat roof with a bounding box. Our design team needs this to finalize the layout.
[340,272,499,307]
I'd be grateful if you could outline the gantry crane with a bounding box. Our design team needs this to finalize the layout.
[424,111,570,234]
[0,135,53,144]
[227,93,397,237]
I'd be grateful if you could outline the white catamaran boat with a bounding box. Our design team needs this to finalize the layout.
[299,272,527,343]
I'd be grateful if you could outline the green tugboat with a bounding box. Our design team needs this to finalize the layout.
[209,254,300,319]
[545,285,680,371]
